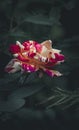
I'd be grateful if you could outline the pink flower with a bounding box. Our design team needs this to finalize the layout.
[5,40,65,77]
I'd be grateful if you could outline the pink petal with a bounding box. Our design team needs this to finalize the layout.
[22,64,38,72]
[35,44,42,52]
[43,68,62,77]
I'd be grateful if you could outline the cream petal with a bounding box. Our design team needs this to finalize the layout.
[52,70,62,76]
[29,40,34,44]
[41,46,48,56]
[52,48,61,53]
[16,41,24,49]
[5,59,21,73]
[51,52,55,59]
[41,40,52,50]
[13,53,19,57]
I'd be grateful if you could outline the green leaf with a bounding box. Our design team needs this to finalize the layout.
[0,81,44,112]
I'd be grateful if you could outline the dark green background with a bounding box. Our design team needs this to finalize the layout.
[0,0,79,130]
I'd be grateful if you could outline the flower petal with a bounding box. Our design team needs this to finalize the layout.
[5,40,65,78]
[52,48,61,53]
[16,41,24,49]
[41,40,52,50]
[5,59,21,73]
[22,64,38,72]
[54,53,65,61]
[35,44,42,52]
[9,44,20,54]
[43,68,62,77]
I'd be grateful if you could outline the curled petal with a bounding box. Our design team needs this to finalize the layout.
[5,59,21,73]
[16,41,24,49]
[41,40,52,50]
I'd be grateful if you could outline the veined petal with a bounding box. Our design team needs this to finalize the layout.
[5,59,21,73]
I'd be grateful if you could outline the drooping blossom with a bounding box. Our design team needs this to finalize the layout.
[5,40,65,77]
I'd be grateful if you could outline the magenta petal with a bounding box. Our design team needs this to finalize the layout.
[22,64,27,71]
[22,64,37,72]
[55,53,65,61]
[44,69,54,77]
[43,68,62,77]
[29,65,36,72]
[35,44,42,52]
[17,55,29,62]
[9,44,20,54]
[28,52,36,58]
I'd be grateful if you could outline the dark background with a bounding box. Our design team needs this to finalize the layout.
[0,0,79,130]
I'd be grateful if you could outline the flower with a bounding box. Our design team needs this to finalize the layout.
[5,40,65,77]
